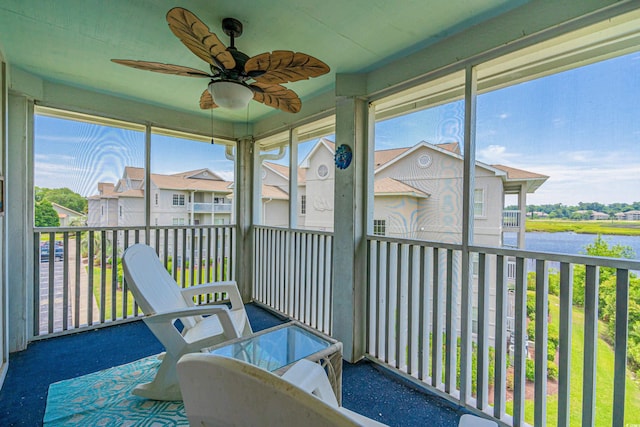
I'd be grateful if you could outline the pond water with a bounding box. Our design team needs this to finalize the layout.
[503,232,640,260]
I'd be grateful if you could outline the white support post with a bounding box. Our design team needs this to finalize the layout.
[288,129,298,230]
[234,137,255,302]
[332,73,372,362]
[517,184,526,248]
[7,93,33,351]
[459,64,477,404]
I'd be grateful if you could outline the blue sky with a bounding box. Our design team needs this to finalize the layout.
[35,51,639,205]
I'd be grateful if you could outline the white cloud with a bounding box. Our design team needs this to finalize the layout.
[477,145,519,164]
[498,113,509,120]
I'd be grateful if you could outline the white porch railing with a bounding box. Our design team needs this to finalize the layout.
[502,210,521,228]
[366,236,640,427]
[188,202,232,213]
[33,225,235,338]
[253,226,333,335]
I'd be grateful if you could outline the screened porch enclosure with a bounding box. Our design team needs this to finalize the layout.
[3,2,640,427]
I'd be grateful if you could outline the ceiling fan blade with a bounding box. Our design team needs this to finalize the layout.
[166,7,236,70]
[111,59,213,78]
[199,89,218,110]
[245,51,330,85]
[250,82,301,113]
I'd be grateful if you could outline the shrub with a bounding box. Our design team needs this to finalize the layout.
[527,321,535,342]
[547,340,557,362]
[547,361,559,380]
[548,322,559,349]
[526,291,536,321]
[525,359,535,382]
[506,372,514,390]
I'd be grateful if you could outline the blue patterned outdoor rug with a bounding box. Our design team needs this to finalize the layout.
[43,355,188,426]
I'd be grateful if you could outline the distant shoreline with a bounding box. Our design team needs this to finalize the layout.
[525,219,640,236]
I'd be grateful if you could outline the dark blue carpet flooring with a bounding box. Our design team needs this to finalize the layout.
[0,303,463,426]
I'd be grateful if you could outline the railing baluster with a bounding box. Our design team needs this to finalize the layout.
[310,234,318,329]
[408,245,418,377]
[47,232,55,333]
[432,247,443,389]
[123,230,130,318]
[582,264,599,427]
[317,234,325,331]
[305,233,312,324]
[99,230,107,324]
[111,231,118,321]
[62,232,69,330]
[420,246,432,382]
[477,252,489,410]
[612,268,629,427]
[386,242,396,365]
[379,241,388,361]
[494,255,507,420]
[33,233,41,335]
[392,244,407,370]
[557,262,573,427]
[513,256,527,426]
[534,259,549,427]
[444,249,456,394]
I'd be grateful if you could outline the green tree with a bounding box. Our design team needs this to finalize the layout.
[36,187,87,213]
[571,235,635,306]
[34,199,60,227]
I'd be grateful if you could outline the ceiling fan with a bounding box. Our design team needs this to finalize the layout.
[112,7,330,113]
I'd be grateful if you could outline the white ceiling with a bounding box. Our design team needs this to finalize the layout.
[0,0,528,125]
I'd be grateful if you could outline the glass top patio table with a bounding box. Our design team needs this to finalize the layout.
[207,322,332,372]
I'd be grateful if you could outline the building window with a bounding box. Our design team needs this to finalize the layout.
[172,217,185,226]
[119,205,123,217]
[474,189,485,218]
[300,195,306,215]
[373,219,386,236]
[101,205,104,216]
[172,194,185,206]
[472,253,479,278]
[317,164,329,179]
[155,193,158,206]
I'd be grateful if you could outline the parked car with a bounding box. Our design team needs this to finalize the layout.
[40,241,64,261]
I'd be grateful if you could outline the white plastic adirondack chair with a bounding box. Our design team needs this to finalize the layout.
[122,243,252,400]
[177,354,388,427]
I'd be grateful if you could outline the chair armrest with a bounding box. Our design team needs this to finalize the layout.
[281,359,338,407]
[144,305,241,340]
[180,281,244,310]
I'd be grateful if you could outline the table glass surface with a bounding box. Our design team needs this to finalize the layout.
[209,324,331,372]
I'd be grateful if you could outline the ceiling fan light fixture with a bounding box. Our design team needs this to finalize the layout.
[208,80,253,110]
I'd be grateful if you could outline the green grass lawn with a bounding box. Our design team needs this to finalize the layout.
[507,295,640,425]
[91,267,135,319]
[526,219,640,236]
[91,262,230,319]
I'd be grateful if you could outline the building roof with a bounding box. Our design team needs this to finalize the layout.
[116,189,145,198]
[491,164,549,193]
[491,164,548,180]
[150,173,232,192]
[262,185,289,200]
[124,166,144,180]
[50,202,85,217]
[263,161,307,184]
[374,177,430,198]
[374,147,411,168]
